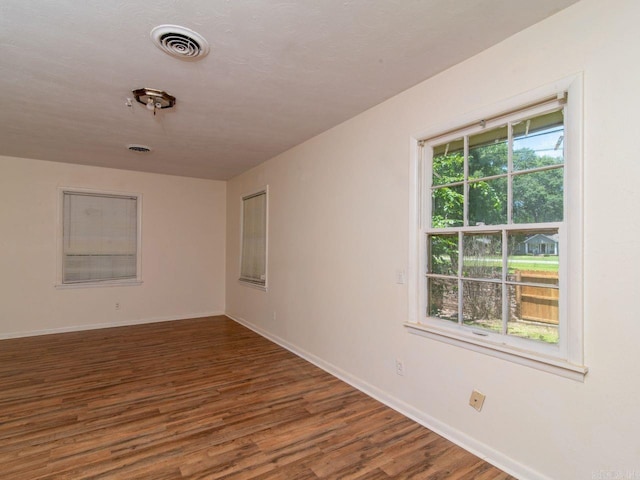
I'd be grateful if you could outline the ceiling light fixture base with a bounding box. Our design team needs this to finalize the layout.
[132,88,176,115]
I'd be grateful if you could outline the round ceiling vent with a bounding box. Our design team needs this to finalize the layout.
[127,144,152,153]
[150,25,210,60]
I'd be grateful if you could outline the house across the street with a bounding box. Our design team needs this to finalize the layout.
[518,233,559,255]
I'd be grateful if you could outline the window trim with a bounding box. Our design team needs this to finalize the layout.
[56,187,143,289]
[239,186,269,291]
[407,75,586,380]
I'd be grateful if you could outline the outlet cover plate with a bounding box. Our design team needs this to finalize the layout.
[469,390,485,411]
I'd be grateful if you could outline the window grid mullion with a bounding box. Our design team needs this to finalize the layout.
[460,134,468,325]
[463,135,469,227]
[502,229,509,335]
[507,122,514,224]
[457,231,464,325]
[504,122,513,336]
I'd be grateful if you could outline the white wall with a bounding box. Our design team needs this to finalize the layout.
[226,0,640,478]
[0,155,226,337]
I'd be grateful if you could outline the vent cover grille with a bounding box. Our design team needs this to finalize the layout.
[127,144,152,153]
[151,25,210,60]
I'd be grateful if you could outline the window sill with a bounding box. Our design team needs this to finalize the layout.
[404,321,588,382]
[238,279,267,291]
[55,280,143,289]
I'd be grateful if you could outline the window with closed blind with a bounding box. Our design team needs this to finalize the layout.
[59,189,141,286]
[240,189,267,289]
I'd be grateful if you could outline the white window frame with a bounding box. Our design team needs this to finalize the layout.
[239,186,268,291]
[56,187,143,288]
[406,75,586,381]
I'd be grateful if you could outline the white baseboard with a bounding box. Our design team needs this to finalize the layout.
[0,311,226,340]
[227,313,549,480]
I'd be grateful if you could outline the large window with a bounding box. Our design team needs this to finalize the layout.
[60,189,141,286]
[408,78,585,380]
[428,108,563,343]
[240,188,267,289]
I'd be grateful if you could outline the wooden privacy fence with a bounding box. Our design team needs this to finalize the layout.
[515,270,559,324]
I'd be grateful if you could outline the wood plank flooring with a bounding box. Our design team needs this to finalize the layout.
[0,316,516,479]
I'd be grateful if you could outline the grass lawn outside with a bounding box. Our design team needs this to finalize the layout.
[463,255,559,273]
[464,317,559,343]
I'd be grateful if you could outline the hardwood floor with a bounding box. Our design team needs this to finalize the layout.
[0,316,515,479]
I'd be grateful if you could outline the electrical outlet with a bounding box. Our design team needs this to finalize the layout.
[395,359,405,376]
[115,302,120,310]
[469,390,486,412]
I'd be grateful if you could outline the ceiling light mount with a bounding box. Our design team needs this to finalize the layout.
[132,88,176,115]
[150,25,210,60]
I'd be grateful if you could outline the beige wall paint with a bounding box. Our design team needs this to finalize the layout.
[226,0,640,478]
[0,155,226,336]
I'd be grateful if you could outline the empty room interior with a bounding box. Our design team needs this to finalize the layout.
[1,0,638,478]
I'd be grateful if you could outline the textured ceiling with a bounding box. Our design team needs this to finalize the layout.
[0,0,579,180]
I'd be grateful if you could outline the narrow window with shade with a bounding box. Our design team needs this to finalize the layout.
[240,188,268,289]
